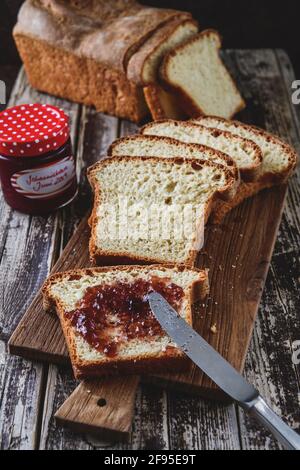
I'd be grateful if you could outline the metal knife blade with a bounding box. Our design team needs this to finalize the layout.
[148,291,258,406]
[148,291,300,450]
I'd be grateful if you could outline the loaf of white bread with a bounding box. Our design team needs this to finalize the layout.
[14,0,245,122]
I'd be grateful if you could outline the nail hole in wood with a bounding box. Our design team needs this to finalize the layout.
[97,398,107,407]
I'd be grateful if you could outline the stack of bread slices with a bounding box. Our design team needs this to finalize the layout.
[14,0,245,122]
[43,116,297,380]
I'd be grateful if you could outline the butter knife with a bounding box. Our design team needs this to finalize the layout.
[148,291,300,450]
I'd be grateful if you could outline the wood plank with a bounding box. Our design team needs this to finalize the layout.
[55,375,139,441]
[0,340,45,449]
[0,68,80,449]
[234,49,300,449]
[167,392,240,450]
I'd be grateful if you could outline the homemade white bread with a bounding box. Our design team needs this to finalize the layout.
[14,0,191,122]
[108,133,239,184]
[87,156,236,266]
[160,29,245,119]
[43,265,209,379]
[141,119,263,181]
[193,116,298,222]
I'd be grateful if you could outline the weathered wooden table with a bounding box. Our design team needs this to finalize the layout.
[0,49,299,450]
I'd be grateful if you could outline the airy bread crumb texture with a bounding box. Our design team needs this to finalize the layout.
[193,116,298,182]
[109,134,238,178]
[141,119,262,180]
[88,157,234,265]
[160,30,245,119]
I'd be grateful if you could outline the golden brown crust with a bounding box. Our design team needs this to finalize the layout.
[159,29,246,119]
[87,155,236,266]
[13,1,192,122]
[14,34,149,123]
[42,264,209,379]
[15,0,191,72]
[127,17,197,85]
[141,119,263,182]
[210,181,273,224]
[143,84,188,121]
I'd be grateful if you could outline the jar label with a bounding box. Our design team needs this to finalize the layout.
[11,156,76,199]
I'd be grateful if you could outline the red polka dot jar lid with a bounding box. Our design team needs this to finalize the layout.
[0,103,70,157]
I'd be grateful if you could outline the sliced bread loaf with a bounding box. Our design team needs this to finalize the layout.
[87,156,236,266]
[159,29,245,119]
[192,116,298,222]
[43,265,208,379]
[108,133,239,184]
[141,119,263,181]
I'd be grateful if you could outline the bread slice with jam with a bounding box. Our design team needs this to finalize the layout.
[43,265,208,379]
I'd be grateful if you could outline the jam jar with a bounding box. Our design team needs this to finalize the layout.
[0,103,78,215]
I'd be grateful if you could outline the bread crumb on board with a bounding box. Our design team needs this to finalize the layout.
[210,323,217,334]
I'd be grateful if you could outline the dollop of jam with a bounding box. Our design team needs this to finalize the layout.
[66,277,184,357]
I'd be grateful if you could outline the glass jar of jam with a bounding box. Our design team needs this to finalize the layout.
[0,103,78,215]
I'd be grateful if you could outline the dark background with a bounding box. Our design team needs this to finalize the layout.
[0,0,299,88]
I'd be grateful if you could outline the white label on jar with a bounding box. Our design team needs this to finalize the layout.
[11,155,76,199]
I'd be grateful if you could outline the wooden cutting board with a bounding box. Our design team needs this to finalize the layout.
[9,180,288,437]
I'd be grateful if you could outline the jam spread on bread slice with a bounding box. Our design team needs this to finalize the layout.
[66,277,184,357]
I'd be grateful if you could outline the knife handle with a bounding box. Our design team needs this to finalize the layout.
[248,396,300,450]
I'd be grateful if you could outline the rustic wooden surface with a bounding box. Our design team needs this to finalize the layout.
[1,49,299,449]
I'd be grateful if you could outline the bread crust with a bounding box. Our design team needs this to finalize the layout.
[143,84,188,121]
[141,119,263,182]
[127,17,198,85]
[87,156,237,266]
[42,265,209,379]
[210,181,273,224]
[195,115,298,185]
[14,34,149,123]
[13,1,192,122]
[14,0,191,72]
[159,29,246,120]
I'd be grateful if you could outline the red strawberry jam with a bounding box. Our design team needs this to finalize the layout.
[66,277,184,357]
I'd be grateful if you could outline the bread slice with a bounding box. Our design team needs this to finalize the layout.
[193,116,298,222]
[141,119,263,181]
[143,84,187,120]
[127,17,198,120]
[108,134,239,185]
[42,265,209,379]
[127,18,198,85]
[87,156,236,266]
[159,29,245,119]
[193,116,298,184]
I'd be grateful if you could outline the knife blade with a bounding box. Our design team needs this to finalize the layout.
[148,291,300,450]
